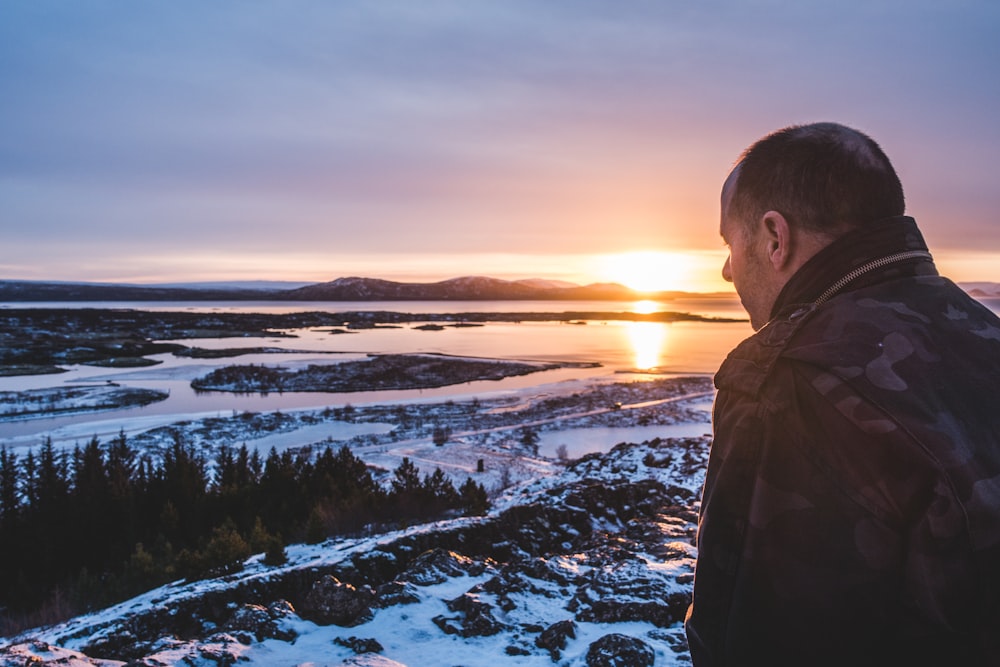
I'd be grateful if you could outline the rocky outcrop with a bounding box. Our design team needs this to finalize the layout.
[334,635,385,654]
[224,600,298,642]
[6,438,709,666]
[432,592,506,637]
[586,633,656,666]
[535,619,576,660]
[400,548,487,586]
[300,576,376,626]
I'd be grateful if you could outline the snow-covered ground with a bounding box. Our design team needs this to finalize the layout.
[0,342,715,665]
[4,434,708,666]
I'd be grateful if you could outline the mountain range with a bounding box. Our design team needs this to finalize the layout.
[0,277,683,302]
[1,277,996,303]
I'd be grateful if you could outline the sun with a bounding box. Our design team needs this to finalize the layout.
[598,251,691,293]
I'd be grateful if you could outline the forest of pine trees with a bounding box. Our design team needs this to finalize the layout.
[0,433,489,634]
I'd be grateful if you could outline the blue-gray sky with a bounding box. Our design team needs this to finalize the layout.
[1,1,998,291]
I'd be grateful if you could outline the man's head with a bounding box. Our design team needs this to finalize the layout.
[721,122,906,329]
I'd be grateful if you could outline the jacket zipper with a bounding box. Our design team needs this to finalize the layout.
[813,250,933,306]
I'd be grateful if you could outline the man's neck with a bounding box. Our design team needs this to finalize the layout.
[767,216,933,321]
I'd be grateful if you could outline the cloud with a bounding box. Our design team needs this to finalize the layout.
[1,1,998,281]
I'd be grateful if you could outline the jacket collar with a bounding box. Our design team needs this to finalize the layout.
[717,216,936,395]
[769,216,936,321]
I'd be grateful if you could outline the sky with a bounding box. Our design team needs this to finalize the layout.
[1,1,998,293]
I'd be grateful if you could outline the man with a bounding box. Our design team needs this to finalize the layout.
[685,122,1000,666]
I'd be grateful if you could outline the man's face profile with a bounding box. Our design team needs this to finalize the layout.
[720,167,772,330]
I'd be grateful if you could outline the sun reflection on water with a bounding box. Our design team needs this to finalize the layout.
[631,300,660,315]
[625,321,668,370]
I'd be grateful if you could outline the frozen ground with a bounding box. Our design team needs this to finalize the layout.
[1,372,714,499]
[4,434,709,666]
[0,366,715,666]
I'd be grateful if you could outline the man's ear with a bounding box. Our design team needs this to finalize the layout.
[760,210,792,271]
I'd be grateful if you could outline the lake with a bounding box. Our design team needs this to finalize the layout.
[3,293,997,448]
[0,298,750,446]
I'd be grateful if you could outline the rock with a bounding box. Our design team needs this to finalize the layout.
[334,636,384,654]
[351,548,400,582]
[574,591,691,628]
[432,592,506,637]
[300,575,375,626]
[137,633,250,667]
[225,600,298,642]
[571,555,692,628]
[400,548,485,586]
[0,641,109,666]
[268,599,296,618]
[585,633,655,667]
[196,634,246,666]
[472,570,550,613]
[374,580,421,607]
[535,619,576,660]
[9,438,708,666]
[338,655,407,667]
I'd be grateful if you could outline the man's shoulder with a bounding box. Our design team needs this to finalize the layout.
[784,275,1000,364]
[716,275,1000,394]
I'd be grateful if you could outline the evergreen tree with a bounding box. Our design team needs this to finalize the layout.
[390,457,425,519]
[423,467,459,514]
[0,448,21,606]
[34,437,70,518]
[201,520,251,576]
[459,477,490,516]
[258,447,301,530]
[391,457,422,496]
[0,430,496,626]
[158,437,208,544]
[0,448,19,525]
[105,431,138,552]
[21,450,37,508]
[71,436,112,570]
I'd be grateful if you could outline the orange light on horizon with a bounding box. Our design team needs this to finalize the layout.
[632,300,659,314]
[598,251,698,293]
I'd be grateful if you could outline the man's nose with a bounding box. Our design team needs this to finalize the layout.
[722,256,733,283]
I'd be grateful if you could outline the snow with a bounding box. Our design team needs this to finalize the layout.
[1,355,715,666]
[537,422,710,458]
[7,430,706,666]
[240,421,396,454]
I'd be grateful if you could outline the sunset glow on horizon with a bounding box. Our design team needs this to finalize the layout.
[597,251,705,293]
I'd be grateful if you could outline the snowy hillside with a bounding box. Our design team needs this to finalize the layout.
[1,436,708,666]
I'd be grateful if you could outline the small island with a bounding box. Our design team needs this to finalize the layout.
[0,385,169,422]
[191,353,597,393]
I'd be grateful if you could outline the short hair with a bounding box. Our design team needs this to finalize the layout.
[730,122,905,236]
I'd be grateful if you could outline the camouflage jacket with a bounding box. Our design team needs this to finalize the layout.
[686,217,1000,666]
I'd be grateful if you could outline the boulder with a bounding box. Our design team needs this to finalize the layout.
[374,580,421,607]
[300,575,375,626]
[225,600,298,642]
[571,555,692,627]
[535,619,576,660]
[338,655,407,667]
[585,633,655,667]
[432,592,506,637]
[400,548,485,586]
[333,636,385,654]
